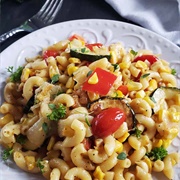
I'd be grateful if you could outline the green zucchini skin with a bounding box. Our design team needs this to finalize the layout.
[70,49,111,61]
[89,97,137,131]
[150,86,180,113]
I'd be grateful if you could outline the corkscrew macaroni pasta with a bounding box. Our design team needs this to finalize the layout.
[0,35,180,180]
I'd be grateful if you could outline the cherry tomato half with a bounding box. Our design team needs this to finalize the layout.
[91,108,126,138]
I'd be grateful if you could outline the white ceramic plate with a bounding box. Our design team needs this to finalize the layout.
[0,19,180,180]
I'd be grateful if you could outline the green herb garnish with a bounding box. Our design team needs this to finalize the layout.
[130,49,138,56]
[171,69,176,75]
[16,134,27,145]
[2,148,14,161]
[37,159,45,173]
[47,103,66,121]
[7,66,23,82]
[81,47,89,53]
[51,74,59,84]
[42,122,49,134]
[146,146,168,161]
[141,73,150,78]
[117,152,127,160]
[133,127,142,138]
[112,64,119,71]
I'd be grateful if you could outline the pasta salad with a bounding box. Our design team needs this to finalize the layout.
[0,34,180,180]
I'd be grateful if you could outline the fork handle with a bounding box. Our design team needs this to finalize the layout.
[0,27,25,44]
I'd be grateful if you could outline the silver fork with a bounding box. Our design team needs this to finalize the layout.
[0,0,64,44]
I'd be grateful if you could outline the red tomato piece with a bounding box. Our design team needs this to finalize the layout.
[82,68,117,95]
[85,43,103,51]
[117,85,128,95]
[91,108,126,138]
[133,55,158,65]
[42,49,59,59]
[68,34,85,42]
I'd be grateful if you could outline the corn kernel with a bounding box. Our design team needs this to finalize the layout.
[25,156,36,170]
[144,96,155,108]
[162,139,171,148]
[93,166,105,180]
[170,112,180,122]
[169,128,178,139]
[68,57,81,64]
[136,90,146,98]
[115,140,123,153]
[147,79,157,92]
[67,64,79,76]
[127,81,142,91]
[47,136,56,151]
[88,72,98,84]
[118,132,130,143]
[158,109,167,123]
[135,61,148,69]
[153,139,163,148]
[21,68,31,82]
[110,50,117,64]
[0,114,14,128]
[112,90,124,98]
[119,62,131,69]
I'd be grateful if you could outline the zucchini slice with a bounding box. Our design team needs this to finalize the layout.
[69,39,111,61]
[89,97,136,131]
[150,87,180,113]
[70,50,111,61]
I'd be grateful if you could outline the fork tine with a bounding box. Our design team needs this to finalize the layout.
[36,0,64,24]
[43,0,64,24]
[34,0,52,18]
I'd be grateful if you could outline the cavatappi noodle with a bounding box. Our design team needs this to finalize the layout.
[0,35,180,180]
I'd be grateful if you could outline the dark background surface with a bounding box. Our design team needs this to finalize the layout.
[0,0,139,53]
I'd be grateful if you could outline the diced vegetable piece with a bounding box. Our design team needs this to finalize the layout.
[91,107,126,138]
[82,68,117,95]
[133,55,158,65]
[150,87,180,113]
[89,97,136,131]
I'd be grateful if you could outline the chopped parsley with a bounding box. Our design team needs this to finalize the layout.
[117,152,127,160]
[2,148,14,161]
[7,66,23,82]
[51,74,59,84]
[42,122,49,134]
[37,159,45,173]
[130,49,138,56]
[112,64,119,71]
[171,69,176,75]
[141,73,150,78]
[81,47,89,53]
[133,127,142,138]
[146,146,168,161]
[47,103,66,121]
[16,134,27,145]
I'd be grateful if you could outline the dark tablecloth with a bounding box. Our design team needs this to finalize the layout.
[0,0,139,53]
